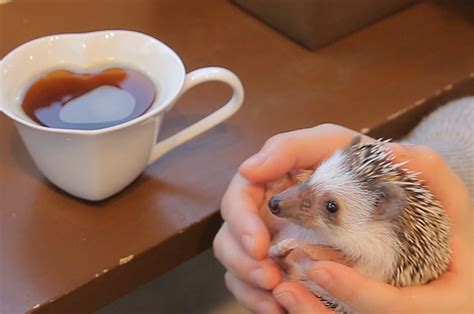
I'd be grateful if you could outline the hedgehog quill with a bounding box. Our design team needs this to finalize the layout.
[265,136,451,313]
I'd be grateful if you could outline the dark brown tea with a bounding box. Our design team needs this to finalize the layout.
[22,67,156,130]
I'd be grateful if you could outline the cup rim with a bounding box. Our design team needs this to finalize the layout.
[0,30,186,135]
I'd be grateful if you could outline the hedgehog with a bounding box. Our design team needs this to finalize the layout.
[263,136,451,313]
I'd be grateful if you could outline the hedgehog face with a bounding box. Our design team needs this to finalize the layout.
[268,181,345,232]
[269,150,377,237]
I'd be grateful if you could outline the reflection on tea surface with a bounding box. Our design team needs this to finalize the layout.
[22,67,156,130]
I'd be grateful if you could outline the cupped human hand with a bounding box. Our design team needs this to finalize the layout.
[213,123,473,313]
[213,124,369,313]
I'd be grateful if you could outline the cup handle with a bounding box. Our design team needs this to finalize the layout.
[147,67,244,165]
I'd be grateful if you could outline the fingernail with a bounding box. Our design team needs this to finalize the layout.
[241,234,255,256]
[250,267,267,286]
[274,290,296,309]
[310,267,332,287]
[242,153,267,168]
[255,301,275,314]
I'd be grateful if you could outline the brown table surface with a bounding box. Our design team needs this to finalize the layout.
[1,0,473,313]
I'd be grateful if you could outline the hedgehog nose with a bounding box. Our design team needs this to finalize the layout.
[268,196,281,215]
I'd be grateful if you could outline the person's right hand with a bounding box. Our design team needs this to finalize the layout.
[213,124,368,313]
[213,123,473,313]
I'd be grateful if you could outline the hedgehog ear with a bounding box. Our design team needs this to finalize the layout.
[373,182,407,221]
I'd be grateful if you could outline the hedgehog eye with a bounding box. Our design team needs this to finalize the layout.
[325,200,339,213]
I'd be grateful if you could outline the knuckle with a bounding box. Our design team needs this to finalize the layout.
[220,175,244,222]
[344,284,364,302]
[212,227,225,262]
[224,272,265,314]
[265,133,292,148]
[220,184,238,222]
[220,192,230,220]
[223,272,247,304]
[224,271,234,291]
[315,123,340,132]
[412,144,445,168]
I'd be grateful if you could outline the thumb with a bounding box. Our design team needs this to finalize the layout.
[308,261,400,313]
[273,281,333,314]
[239,146,299,183]
[239,125,365,183]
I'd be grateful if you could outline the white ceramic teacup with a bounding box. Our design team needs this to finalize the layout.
[0,30,244,201]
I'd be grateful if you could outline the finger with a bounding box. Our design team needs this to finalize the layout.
[225,272,284,314]
[398,275,467,313]
[273,281,332,314]
[396,232,472,313]
[312,260,468,314]
[213,223,281,290]
[240,124,371,183]
[307,261,400,313]
[221,174,270,259]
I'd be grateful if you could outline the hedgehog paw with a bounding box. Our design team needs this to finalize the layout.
[269,238,301,258]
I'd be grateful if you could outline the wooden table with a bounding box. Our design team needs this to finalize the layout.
[1,0,473,313]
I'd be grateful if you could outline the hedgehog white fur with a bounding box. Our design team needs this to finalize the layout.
[265,136,451,313]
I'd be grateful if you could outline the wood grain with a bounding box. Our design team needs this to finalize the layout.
[0,0,473,313]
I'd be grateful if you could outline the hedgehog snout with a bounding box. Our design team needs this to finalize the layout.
[268,196,281,215]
